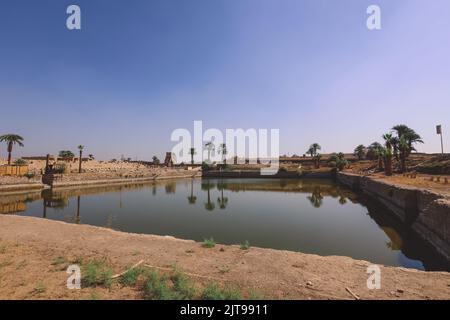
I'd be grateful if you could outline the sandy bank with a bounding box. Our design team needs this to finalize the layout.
[0,215,449,300]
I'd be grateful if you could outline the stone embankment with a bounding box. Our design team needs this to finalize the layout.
[337,172,450,262]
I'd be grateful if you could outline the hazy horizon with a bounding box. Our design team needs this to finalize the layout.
[1,0,449,161]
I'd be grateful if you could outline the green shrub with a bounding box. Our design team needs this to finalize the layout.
[240,240,251,250]
[202,238,216,248]
[120,267,144,286]
[83,260,113,287]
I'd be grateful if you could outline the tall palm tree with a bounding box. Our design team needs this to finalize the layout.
[189,147,196,165]
[354,145,366,160]
[307,143,321,157]
[392,124,424,157]
[368,142,383,170]
[382,134,393,176]
[218,143,227,165]
[204,142,215,163]
[0,134,24,165]
[77,145,84,173]
[398,135,410,173]
[313,153,322,168]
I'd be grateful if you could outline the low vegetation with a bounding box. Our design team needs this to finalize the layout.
[82,259,113,288]
[75,258,262,300]
[202,238,216,248]
[240,240,251,250]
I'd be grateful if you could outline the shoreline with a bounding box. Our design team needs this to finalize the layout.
[1,214,449,300]
[0,172,201,195]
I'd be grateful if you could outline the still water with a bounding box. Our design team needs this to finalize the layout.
[2,178,447,271]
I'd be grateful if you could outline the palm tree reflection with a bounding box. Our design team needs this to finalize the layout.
[187,179,197,204]
[217,180,228,210]
[307,187,324,208]
[202,180,215,211]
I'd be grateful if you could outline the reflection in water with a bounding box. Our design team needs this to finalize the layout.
[187,179,197,204]
[202,180,215,211]
[308,187,324,208]
[1,178,449,271]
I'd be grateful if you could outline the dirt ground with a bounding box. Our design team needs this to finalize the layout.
[0,215,449,300]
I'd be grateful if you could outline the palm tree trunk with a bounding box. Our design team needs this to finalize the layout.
[7,142,12,165]
[377,156,383,171]
[385,157,392,176]
[78,151,82,173]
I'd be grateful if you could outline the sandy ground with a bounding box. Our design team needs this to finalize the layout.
[367,173,450,196]
[0,215,449,300]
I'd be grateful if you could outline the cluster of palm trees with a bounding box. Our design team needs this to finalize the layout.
[58,145,87,173]
[191,142,228,166]
[306,143,322,168]
[356,124,423,175]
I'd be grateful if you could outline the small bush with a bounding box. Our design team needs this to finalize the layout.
[24,172,35,179]
[202,238,216,248]
[14,158,27,166]
[83,260,113,287]
[201,282,243,300]
[240,240,251,250]
[143,272,173,300]
[120,267,144,286]
[201,282,225,300]
[170,271,196,299]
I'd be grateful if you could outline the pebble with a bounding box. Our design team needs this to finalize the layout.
[306,281,313,286]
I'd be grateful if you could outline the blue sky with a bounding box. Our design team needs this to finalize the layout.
[0,0,449,160]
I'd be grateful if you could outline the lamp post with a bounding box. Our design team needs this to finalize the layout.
[436,125,444,155]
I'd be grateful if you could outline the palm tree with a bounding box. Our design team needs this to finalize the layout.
[382,134,393,176]
[354,145,366,160]
[59,150,75,160]
[391,125,424,171]
[398,135,410,173]
[307,143,321,157]
[0,134,24,165]
[152,156,160,165]
[204,142,215,163]
[328,152,348,171]
[392,125,423,154]
[77,145,84,173]
[189,148,196,165]
[218,143,227,165]
[367,142,383,170]
[313,153,322,168]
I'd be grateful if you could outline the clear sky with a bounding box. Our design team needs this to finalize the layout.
[0,0,449,160]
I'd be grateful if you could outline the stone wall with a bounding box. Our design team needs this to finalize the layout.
[337,172,450,262]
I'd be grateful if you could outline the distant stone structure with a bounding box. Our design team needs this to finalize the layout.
[164,152,174,167]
